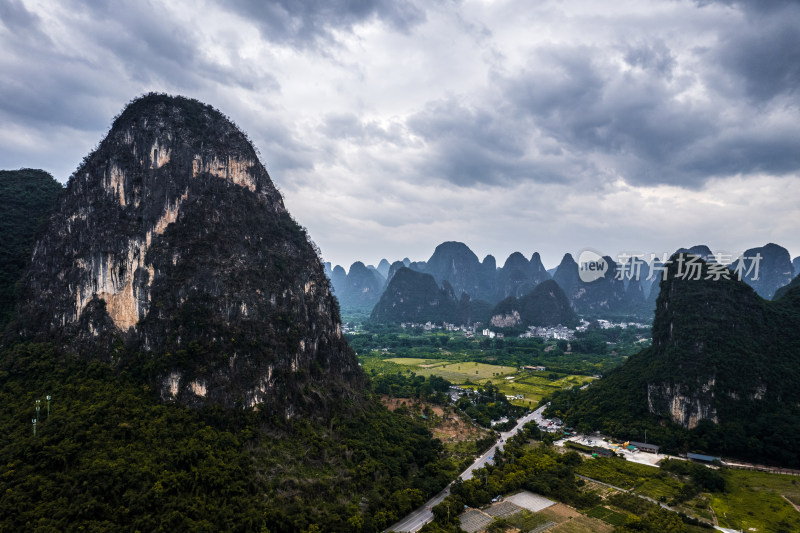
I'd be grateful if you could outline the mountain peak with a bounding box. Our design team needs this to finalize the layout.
[15,94,361,412]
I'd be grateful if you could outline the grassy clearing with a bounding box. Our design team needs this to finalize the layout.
[576,457,684,501]
[493,374,595,405]
[367,357,516,382]
[710,469,800,532]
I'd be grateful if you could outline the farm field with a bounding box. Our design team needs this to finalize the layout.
[362,355,594,406]
[539,503,614,533]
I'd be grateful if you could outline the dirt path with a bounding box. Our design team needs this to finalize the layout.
[782,495,800,513]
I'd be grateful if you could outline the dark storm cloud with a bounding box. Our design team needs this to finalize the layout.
[502,38,800,186]
[403,44,717,188]
[403,0,800,191]
[711,3,800,102]
[226,0,425,48]
[623,40,676,77]
[0,1,279,133]
[405,98,540,186]
[0,0,47,40]
[503,50,719,186]
[678,129,800,178]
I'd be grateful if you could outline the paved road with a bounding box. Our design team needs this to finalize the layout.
[461,407,543,481]
[387,405,548,532]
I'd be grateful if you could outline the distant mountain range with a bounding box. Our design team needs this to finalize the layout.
[329,241,798,325]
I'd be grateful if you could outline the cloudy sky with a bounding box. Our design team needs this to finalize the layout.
[1,0,799,269]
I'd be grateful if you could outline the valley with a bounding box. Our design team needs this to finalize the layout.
[1,88,798,533]
[3,1,800,531]
[366,356,593,408]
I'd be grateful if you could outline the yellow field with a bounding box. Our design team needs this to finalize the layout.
[384,358,446,367]
[384,358,517,382]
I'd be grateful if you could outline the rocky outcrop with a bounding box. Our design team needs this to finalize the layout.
[675,244,715,262]
[424,241,484,300]
[647,380,718,430]
[645,254,800,428]
[774,274,800,301]
[377,258,391,278]
[554,253,800,447]
[730,243,794,300]
[490,310,521,328]
[13,93,362,414]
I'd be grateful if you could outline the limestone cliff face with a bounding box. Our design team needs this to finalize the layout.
[15,94,362,413]
[646,381,718,430]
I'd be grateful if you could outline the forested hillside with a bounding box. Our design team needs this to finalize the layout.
[0,169,62,326]
[546,255,800,466]
[0,343,455,531]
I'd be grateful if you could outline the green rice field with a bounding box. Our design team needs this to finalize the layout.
[362,356,594,406]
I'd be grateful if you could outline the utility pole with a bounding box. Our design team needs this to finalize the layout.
[46,395,51,418]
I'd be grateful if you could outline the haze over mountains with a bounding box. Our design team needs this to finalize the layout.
[327,241,800,324]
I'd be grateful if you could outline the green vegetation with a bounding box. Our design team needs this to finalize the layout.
[575,452,800,532]
[709,469,800,533]
[0,343,458,532]
[431,431,601,530]
[424,425,712,533]
[371,371,451,404]
[360,353,594,409]
[382,359,517,381]
[349,325,645,413]
[453,382,525,427]
[370,267,481,325]
[0,169,62,326]
[587,505,629,526]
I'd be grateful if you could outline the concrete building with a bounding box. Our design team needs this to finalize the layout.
[629,441,660,454]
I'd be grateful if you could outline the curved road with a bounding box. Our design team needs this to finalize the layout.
[387,405,547,532]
